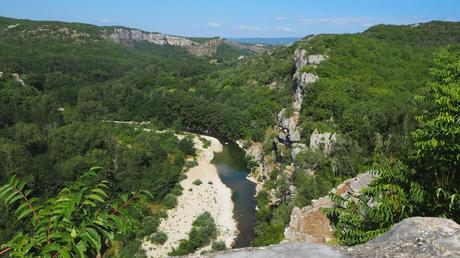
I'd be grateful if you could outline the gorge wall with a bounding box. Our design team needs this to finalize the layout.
[105,27,267,57]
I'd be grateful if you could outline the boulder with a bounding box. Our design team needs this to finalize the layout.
[207,217,460,258]
[209,242,348,258]
[343,217,460,258]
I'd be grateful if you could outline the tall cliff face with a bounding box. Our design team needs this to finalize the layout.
[239,43,331,206]
[104,27,267,57]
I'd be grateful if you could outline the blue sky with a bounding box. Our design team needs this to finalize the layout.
[0,0,458,37]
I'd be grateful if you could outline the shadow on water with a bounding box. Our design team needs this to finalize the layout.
[212,141,256,248]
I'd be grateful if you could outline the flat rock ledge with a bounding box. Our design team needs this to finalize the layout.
[339,217,460,258]
[201,217,460,258]
[207,242,346,258]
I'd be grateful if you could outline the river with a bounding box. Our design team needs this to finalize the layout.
[212,141,257,248]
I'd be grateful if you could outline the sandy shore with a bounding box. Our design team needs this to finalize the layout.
[142,135,237,258]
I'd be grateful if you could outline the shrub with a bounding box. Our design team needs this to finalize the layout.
[211,241,227,251]
[193,179,203,186]
[169,212,217,256]
[163,193,178,209]
[179,137,196,156]
[150,231,168,245]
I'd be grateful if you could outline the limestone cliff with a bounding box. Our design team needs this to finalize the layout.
[105,27,267,57]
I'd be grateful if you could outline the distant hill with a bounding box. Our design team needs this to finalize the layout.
[0,16,268,59]
[228,37,301,46]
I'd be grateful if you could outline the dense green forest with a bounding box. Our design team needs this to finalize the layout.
[0,15,459,257]
[0,16,290,257]
[251,21,460,246]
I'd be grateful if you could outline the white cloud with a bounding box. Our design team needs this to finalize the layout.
[235,25,263,31]
[276,26,296,32]
[207,21,220,28]
[276,16,288,21]
[100,18,110,24]
[299,17,376,26]
[362,23,376,28]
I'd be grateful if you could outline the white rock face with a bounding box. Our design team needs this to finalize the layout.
[291,143,307,160]
[294,49,309,69]
[277,48,326,145]
[107,28,267,57]
[309,129,337,154]
[307,54,327,65]
[12,73,25,86]
[344,217,460,258]
[277,109,301,143]
[294,48,327,69]
[295,72,319,89]
[109,28,195,46]
[7,23,20,29]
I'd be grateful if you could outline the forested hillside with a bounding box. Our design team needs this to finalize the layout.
[0,15,459,257]
[0,16,291,257]
[250,21,460,246]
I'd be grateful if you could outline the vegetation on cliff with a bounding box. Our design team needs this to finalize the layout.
[324,47,460,245]
[0,15,460,255]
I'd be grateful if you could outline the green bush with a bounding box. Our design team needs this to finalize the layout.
[162,193,178,209]
[193,179,203,186]
[169,212,218,256]
[211,241,227,251]
[150,231,168,245]
[179,137,196,156]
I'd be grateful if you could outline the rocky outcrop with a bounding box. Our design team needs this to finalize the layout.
[277,109,301,144]
[12,73,25,86]
[309,129,337,154]
[105,28,266,57]
[276,49,325,146]
[207,217,460,258]
[341,217,460,257]
[284,173,374,243]
[236,140,276,192]
[291,143,307,161]
[207,242,347,258]
[294,49,327,68]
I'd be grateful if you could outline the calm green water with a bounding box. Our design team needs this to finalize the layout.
[212,141,256,248]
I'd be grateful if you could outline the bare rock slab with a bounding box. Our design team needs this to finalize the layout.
[209,242,348,258]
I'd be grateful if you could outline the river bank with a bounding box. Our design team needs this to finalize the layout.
[142,135,237,257]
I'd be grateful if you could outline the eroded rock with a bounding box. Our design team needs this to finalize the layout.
[208,242,347,258]
[309,129,336,154]
[342,217,460,258]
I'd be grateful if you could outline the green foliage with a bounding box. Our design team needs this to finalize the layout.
[162,193,178,209]
[324,49,460,245]
[150,231,168,245]
[211,240,227,251]
[179,137,196,156]
[0,167,151,257]
[252,191,292,246]
[193,179,203,186]
[411,48,460,218]
[323,157,424,245]
[169,212,217,256]
[299,65,316,74]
